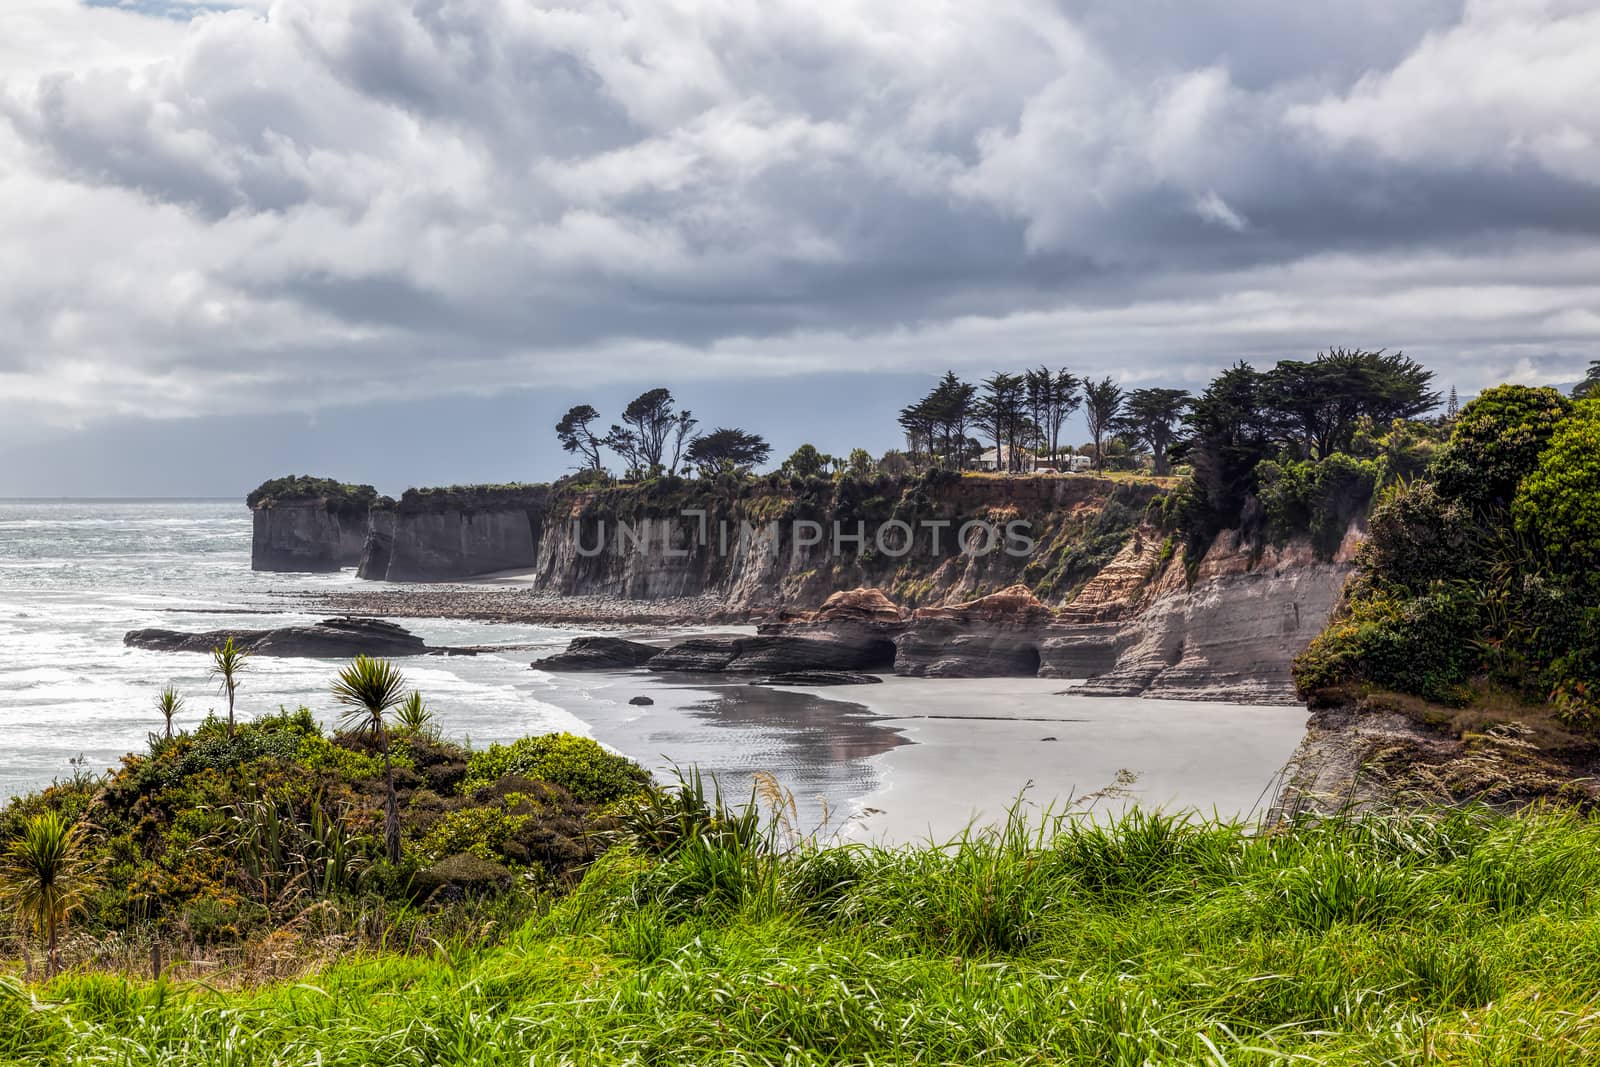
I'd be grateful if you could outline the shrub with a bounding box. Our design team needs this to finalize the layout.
[1512,399,1600,585]
[411,853,514,902]
[1256,453,1381,558]
[1431,385,1572,510]
[1357,480,1481,593]
[1294,588,1481,704]
[461,734,650,803]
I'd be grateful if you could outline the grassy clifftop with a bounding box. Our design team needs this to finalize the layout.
[11,802,1600,1062]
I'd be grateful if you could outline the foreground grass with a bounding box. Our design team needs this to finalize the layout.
[8,807,1600,1065]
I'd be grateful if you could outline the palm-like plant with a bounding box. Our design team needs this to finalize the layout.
[0,810,99,979]
[394,691,435,738]
[209,637,250,736]
[154,686,185,740]
[332,657,408,864]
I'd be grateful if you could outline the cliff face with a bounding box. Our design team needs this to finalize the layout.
[355,487,549,582]
[250,501,367,572]
[743,524,1360,702]
[1072,528,1360,704]
[527,474,1159,610]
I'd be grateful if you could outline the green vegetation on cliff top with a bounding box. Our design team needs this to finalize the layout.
[246,475,380,510]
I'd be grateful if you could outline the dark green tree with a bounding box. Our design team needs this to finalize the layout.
[667,409,698,475]
[604,388,680,475]
[555,404,605,470]
[1176,362,1275,538]
[784,443,831,478]
[1114,388,1190,476]
[1082,377,1124,471]
[1264,349,1439,459]
[685,428,772,476]
[976,372,1028,471]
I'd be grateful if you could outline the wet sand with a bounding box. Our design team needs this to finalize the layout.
[524,668,905,833]
[562,670,1310,845]
[788,677,1310,843]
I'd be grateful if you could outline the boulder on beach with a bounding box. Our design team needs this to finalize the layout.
[124,617,430,658]
[532,636,662,670]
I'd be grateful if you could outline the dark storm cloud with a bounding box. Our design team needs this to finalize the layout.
[1,0,1598,446]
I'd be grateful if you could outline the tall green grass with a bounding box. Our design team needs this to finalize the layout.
[9,804,1600,1064]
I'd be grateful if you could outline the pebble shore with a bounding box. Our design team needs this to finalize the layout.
[288,585,741,627]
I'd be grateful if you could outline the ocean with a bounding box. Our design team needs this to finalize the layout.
[0,499,895,820]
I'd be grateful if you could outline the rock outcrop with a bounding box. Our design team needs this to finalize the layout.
[126,618,431,658]
[251,501,368,572]
[531,637,663,670]
[527,538,1349,700]
[1073,529,1356,704]
[755,670,884,686]
[646,636,749,672]
[894,585,1056,677]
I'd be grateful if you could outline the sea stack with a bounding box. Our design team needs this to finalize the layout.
[248,475,382,572]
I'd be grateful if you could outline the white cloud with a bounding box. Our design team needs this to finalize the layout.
[1292,0,1600,183]
[0,0,1598,443]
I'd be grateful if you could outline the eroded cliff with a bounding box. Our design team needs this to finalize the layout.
[250,500,369,572]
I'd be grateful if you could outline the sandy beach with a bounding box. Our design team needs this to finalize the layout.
[552,667,1312,846]
[803,677,1310,843]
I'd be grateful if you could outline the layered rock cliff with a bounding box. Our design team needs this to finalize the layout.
[525,472,1160,610]
[253,470,1353,702]
[533,524,1356,703]
[249,499,372,572]
[356,486,549,582]
[247,476,382,572]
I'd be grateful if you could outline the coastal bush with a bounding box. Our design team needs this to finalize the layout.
[1294,588,1481,704]
[246,475,379,510]
[1431,384,1573,509]
[0,708,651,963]
[1512,399,1600,586]
[1255,452,1381,558]
[1356,479,1481,593]
[19,807,1600,1064]
[461,734,650,804]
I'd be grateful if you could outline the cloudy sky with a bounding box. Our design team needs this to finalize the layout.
[2,0,1597,496]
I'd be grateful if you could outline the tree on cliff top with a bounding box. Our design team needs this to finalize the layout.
[1025,366,1081,462]
[555,405,606,470]
[1114,388,1190,476]
[1083,377,1124,471]
[1264,349,1439,460]
[686,428,772,477]
[899,371,977,469]
[604,388,684,476]
[783,443,832,479]
[975,372,1029,471]
[1572,360,1600,399]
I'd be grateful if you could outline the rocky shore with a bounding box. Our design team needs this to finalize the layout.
[295,587,739,627]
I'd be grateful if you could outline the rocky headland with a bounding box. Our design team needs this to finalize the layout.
[250,471,1359,704]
